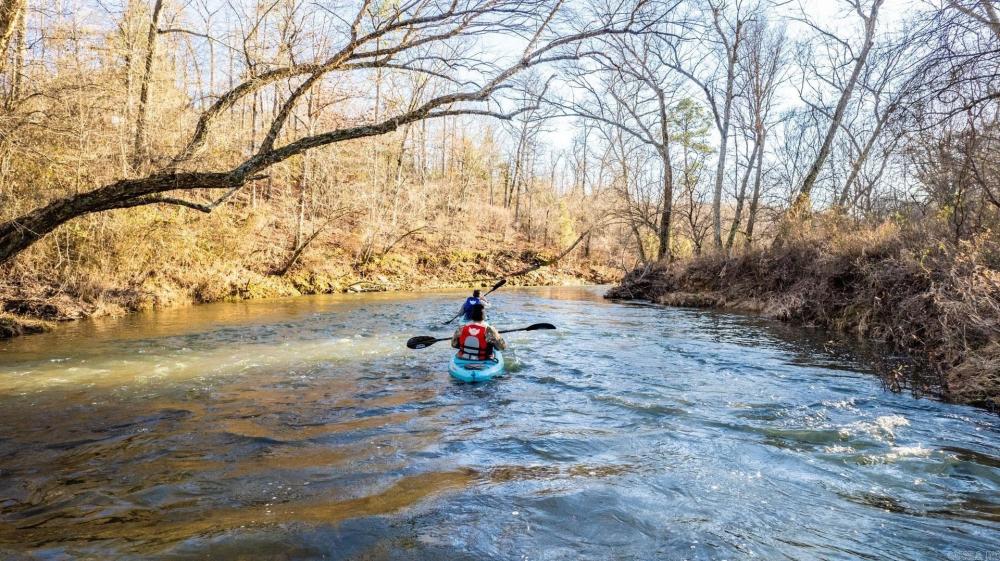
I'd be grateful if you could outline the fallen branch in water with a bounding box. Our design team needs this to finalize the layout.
[501,227,596,280]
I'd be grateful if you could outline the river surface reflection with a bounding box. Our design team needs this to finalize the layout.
[0,286,997,560]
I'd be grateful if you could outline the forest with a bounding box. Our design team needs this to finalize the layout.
[0,0,997,405]
[1,2,999,558]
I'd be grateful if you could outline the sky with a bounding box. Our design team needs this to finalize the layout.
[529,0,920,150]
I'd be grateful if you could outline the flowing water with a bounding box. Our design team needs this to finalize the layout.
[0,286,997,560]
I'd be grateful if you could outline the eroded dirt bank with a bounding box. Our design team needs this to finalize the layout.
[607,224,1000,410]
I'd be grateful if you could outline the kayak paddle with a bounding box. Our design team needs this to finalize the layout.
[442,278,507,326]
[407,322,556,349]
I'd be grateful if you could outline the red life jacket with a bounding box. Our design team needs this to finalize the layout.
[458,324,491,360]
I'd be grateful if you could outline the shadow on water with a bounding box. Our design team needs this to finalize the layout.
[0,286,997,560]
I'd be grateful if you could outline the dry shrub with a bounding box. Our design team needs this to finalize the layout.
[0,313,51,338]
[611,215,1000,409]
[1,185,620,334]
[948,343,1000,407]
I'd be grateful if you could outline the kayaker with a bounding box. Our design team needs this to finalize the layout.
[451,304,506,360]
[458,289,490,322]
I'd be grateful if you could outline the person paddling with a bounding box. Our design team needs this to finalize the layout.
[458,289,490,322]
[451,304,506,361]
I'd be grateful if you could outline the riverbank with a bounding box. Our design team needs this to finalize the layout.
[0,313,52,339]
[3,286,997,560]
[607,219,1000,410]
[1,242,618,341]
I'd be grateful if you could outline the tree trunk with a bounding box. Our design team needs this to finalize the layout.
[295,152,309,249]
[440,116,447,176]
[711,107,731,249]
[276,217,335,277]
[0,0,26,77]
[420,118,428,184]
[488,167,494,206]
[526,176,533,241]
[657,148,674,261]
[711,43,739,250]
[655,87,675,261]
[0,172,235,263]
[794,0,884,210]
[726,135,761,251]
[745,131,766,247]
[132,0,164,169]
[838,101,896,208]
[514,175,522,222]
[631,222,647,263]
[8,1,25,104]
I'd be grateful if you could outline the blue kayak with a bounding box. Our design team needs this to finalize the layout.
[449,351,504,383]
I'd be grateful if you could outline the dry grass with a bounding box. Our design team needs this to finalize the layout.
[0,313,52,338]
[0,202,620,339]
[609,215,1000,410]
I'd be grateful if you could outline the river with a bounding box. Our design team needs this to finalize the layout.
[0,286,997,560]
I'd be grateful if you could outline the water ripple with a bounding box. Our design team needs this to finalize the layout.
[0,286,996,560]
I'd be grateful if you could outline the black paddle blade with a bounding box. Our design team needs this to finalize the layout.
[406,336,439,349]
[525,323,556,331]
[491,278,507,290]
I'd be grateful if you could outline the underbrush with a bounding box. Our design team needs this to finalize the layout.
[0,203,619,337]
[0,313,52,338]
[609,216,1000,409]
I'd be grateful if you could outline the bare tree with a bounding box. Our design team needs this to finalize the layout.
[902,0,1000,241]
[504,73,553,224]
[561,6,685,260]
[601,124,657,261]
[0,0,646,265]
[669,0,757,250]
[0,0,25,77]
[945,0,1000,39]
[834,33,922,209]
[727,17,784,249]
[132,0,165,169]
[792,0,885,211]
